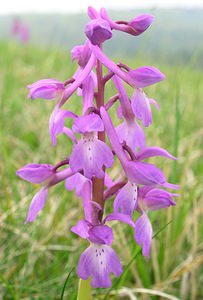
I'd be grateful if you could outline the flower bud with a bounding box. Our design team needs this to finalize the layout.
[129,14,154,35]
[27,79,64,100]
[85,18,112,45]
[16,163,53,184]
[128,66,165,88]
[138,187,177,211]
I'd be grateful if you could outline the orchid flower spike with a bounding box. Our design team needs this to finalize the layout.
[17,6,179,290]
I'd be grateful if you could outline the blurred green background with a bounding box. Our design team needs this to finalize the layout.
[0,7,203,300]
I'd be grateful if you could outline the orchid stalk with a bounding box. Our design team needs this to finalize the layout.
[17,6,179,297]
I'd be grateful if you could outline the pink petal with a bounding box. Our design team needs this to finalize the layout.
[26,188,48,223]
[105,212,135,228]
[71,220,90,239]
[114,182,138,216]
[134,214,152,257]
[88,225,113,245]
[136,146,176,161]
[72,113,104,134]
[131,89,152,127]
[49,105,77,146]
[65,173,92,222]
[88,6,100,19]
[125,161,166,186]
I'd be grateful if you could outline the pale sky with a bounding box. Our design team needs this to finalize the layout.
[0,0,203,14]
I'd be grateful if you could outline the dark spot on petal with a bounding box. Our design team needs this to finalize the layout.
[101,261,103,264]
[102,249,104,252]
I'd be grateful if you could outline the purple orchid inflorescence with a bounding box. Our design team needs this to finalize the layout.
[17,7,178,288]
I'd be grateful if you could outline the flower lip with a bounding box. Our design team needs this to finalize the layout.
[77,243,123,288]
[85,18,112,45]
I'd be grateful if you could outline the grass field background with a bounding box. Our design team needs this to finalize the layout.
[0,41,203,299]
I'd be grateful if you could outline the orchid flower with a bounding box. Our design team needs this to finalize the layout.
[17,163,73,222]
[69,113,114,179]
[71,212,134,288]
[133,187,178,256]
[17,6,179,293]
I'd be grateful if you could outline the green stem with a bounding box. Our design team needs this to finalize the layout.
[77,278,92,300]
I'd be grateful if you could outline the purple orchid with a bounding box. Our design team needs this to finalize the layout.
[69,113,114,179]
[16,162,73,222]
[133,187,177,257]
[100,107,176,187]
[71,213,134,288]
[11,19,30,43]
[73,221,122,288]
[17,6,179,291]
[113,75,146,153]
[113,146,176,216]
